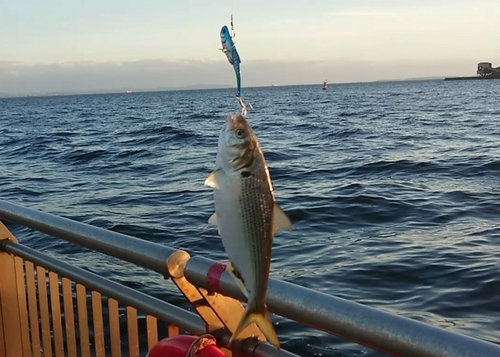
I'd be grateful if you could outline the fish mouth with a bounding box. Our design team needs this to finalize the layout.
[223,114,237,131]
[223,113,249,134]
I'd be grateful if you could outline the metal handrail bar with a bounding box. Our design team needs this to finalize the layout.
[185,256,500,357]
[1,200,499,357]
[0,240,298,357]
[0,199,174,275]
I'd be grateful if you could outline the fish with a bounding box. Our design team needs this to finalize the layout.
[220,24,242,98]
[204,113,292,349]
[220,18,247,115]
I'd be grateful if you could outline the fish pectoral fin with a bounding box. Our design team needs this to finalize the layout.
[204,169,224,189]
[208,213,218,226]
[273,202,293,233]
[208,213,221,234]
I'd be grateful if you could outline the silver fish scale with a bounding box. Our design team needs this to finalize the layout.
[238,167,274,301]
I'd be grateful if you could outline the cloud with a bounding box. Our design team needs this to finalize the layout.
[0,58,479,96]
[327,11,401,18]
[294,31,358,39]
[0,60,231,95]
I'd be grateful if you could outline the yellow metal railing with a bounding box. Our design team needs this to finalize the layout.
[0,221,180,357]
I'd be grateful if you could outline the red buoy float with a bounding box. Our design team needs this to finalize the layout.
[147,334,227,357]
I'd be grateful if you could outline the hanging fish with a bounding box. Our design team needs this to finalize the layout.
[205,113,292,348]
[220,16,247,115]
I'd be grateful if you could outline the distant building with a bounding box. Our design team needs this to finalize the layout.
[477,62,500,77]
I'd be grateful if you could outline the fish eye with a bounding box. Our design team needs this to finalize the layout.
[235,129,245,139]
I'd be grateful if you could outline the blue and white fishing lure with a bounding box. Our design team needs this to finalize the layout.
[220,16,248,115]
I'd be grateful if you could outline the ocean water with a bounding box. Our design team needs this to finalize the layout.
[1,80,500,356]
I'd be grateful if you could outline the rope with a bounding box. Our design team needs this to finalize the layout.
[186,334,217,357]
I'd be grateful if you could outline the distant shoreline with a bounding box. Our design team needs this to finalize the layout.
[0,77,449,99]
[444,75,500,81]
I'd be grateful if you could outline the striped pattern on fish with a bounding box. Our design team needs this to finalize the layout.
[204,113,292,349]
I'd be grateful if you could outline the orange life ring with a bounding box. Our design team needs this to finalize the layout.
[147,334,227,357]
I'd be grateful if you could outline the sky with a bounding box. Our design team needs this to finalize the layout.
[1,0,499,95]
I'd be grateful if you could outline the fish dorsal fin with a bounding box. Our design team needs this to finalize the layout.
[208,213,220,235]
[204,169,224,189]
[273,202,293,233]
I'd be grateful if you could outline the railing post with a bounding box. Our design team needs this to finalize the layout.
[0,221,30,357]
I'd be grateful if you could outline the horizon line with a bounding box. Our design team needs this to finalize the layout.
[0,77,446,99]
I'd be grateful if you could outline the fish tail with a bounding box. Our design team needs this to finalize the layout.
[229,301,280,349]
